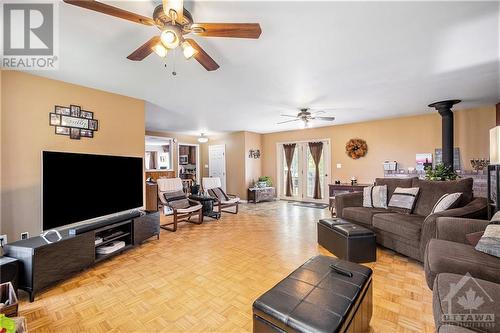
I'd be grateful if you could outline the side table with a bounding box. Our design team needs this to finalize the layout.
[248,187,276,203]
[189,195,221,220]
[0,257,19,296]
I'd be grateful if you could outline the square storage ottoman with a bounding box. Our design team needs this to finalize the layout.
[318,219,376,263]
[253,255,373,333]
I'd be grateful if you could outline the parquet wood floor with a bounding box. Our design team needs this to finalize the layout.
[18,201,435,332]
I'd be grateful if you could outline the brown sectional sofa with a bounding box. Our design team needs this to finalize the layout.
[424,217,500,333]
[336,177,487,262]
[424,217,500,289]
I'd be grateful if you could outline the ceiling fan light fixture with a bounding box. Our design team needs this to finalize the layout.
[152,43,167,58]
[181,41,197,59]
[197,133,209,143]
[160,28,180,49]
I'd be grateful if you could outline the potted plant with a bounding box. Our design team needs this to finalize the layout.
[425,163,459,181]
[258,176,272,188]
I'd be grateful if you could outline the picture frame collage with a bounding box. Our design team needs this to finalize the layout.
[49,105,99,140]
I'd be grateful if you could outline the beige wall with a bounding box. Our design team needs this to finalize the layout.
[1,71,145,241]
[262,106,495,191]
[244,131,263,188]
[201,132,246,198]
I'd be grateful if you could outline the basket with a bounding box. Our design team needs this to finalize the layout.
[0,282,18,317]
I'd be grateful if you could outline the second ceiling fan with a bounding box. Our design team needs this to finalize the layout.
[63,0,262,71]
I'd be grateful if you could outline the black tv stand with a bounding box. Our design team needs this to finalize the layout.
[4,211,160,302]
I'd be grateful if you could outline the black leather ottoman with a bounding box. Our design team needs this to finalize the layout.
[253,255,373,333]
[318,219,376,263]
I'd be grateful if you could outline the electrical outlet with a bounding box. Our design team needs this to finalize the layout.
[21,232,30,240]
[0,234,7,246]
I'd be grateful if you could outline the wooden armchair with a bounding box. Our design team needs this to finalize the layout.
[202,177,240,214]
[157,178,203,232]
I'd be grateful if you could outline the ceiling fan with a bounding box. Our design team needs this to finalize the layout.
[63,0,262,71]
[278,108,336,127]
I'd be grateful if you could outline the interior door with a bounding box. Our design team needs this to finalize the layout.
[208,144,226,192]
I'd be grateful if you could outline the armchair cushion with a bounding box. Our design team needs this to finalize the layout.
[163,190,190,209]
[424,239,500,288]
[177,204,203,214]
[433,273,500,333]
[220,197,240,205]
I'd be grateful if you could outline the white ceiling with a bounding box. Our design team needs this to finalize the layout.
[33,1,499,134]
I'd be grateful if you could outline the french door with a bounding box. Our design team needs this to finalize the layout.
[278,140,330,203]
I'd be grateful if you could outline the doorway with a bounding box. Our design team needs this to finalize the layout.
[277,139,330,203]
[178,143,200,185]
[208,144,227,192]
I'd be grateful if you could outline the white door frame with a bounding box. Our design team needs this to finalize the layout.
[208,144,227,192]
[178,142,200,183]
[276,138,331,203]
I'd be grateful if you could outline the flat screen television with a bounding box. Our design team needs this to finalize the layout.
[42,151,143,231]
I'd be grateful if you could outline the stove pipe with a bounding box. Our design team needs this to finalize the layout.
[428,100,461,169]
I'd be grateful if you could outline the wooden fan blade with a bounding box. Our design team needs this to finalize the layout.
[127,36,161,61]
[191,23,262,39]
[63,0,155,26]
[184,39,219,71]
[314,116,336,121]
[163,0,184,24]
[280,114,298,118]
[277,119,300,124]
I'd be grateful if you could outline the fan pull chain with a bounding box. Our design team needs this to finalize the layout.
[172,48,177,76]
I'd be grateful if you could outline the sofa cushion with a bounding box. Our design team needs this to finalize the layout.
[433,273,500,333]
[372,213,424,240]
[425,239,500,289]
[375,177,416,201]
[342,207,387,226]
[412,178,473,217]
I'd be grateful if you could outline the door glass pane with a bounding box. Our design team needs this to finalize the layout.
[283,148,299,197]
[306,146,324,198]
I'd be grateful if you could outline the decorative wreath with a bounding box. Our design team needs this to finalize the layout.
[345,138,368,159]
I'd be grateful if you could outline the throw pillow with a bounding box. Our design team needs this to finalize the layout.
[431,192,462,214]
[208,187,229,201]
[475,224,500,258]
[388,187,420,214]
[491,211,500,224]
[363,185,388,209]
[163,190,190,209]
[466,231,484,246]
